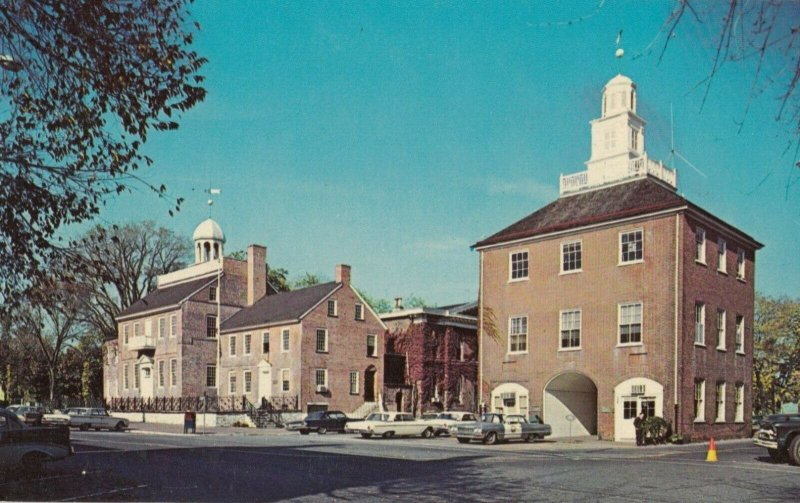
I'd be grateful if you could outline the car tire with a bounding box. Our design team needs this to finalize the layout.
[79,423,90,431]
[484,432,498,445]
[382,431,395,439]
[115,422,126,432]
[523,434,532,443]
[299,430,309,435]
[767,448,787,462]
[788,436,800,466]
[360,433,372,439]
[317,427,327,435]
[20,452,44,476]
[421,428,433,439]
[457,438,470,444]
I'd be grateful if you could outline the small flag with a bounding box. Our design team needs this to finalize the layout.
[616,30,623,46]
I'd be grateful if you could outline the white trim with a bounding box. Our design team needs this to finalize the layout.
[693,379,705,422]
[715,382,726,423]
[695,227,706,264]
[717,238,727,273]
[618,228,644,265]
[315,328,329,353]
[298,284,344,323]
[220,319,300,335]
[716,309,726,351]
[115,277,218,322]
[229,334,237,357]
[244,333,252,355]
[559,309,582,350]
[617,301,643,346]
[560,239,583,274]
[281,329,290,353]
[507,315,529,355]
[508,249,530,282]
[327,299,338,317]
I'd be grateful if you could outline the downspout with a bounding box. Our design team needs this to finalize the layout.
[216,256,222,397]
[478,250,484,412]
[674,214,681,434]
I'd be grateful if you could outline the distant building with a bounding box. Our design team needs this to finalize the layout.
[473,74,762,442]
[381,300,478,415]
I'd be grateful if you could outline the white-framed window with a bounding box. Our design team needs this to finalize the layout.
[244,333,251,355]
[349,371,359,395]
[206,365,217,387]
[134,364,140,389]
[695,302,706,345]
[559,310,581,350]
[170,314,177,337]
[262,332,270,354]
[716,382,726,423]
[327,300,338,317]
[158,360,165,387]
[694,379,705,422]
[158,317,166,338]
[736,249,746,280]
[316,328,328,353]
[695,227,706,263]
[281,368,290,392]
[229,335,237,356]
[508,316,528,353]
[355,303,364,321]
[367,334,377,357]
[206,315,217,338]
[735,383,744,422]
[123,324,130,345]
[619,230,643,264]
[458,338,466,361]
[618,302,643,345]
[561,241,582,273]
[315,368,328,387]
[209,286,217,301]
[281,329,290,352]
[244,370,252,393]
[134,322,142,338]
[123,364,129,390]
[735,315,744,353]
[717,239,727,273]
[716,309,726,351]
[170,359,177,387]
[229,372,237,394]
[509,251,529,281]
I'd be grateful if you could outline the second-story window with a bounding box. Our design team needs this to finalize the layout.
[560,310,581,349]
[229,335,237,356]
[561,241,582,273]
[695,303,705,345]
[327,300,337,317]
[509,316,528,353]
[695,228,706,263]
[206,365,217,387]
[281,329,290,352]
[229,372,237,394]
[206,315,217,339]
[316,329,328,353]
[618,302,642,345]
[209,286,217,301]
[509,251,529,280]
[170,315,177,337]
[262,332,270,354]
[717,239,727,273]
[355,303,364,321]
[366,334,377,357]
[123,325,130,345]
[736,249,746,280]
[158,317,165,338]
[619,230,643,263]
[244,333,251,355]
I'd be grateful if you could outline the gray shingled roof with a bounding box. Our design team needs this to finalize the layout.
[117,275,216,319]
[473,178,760,249]
[221,282,340,332]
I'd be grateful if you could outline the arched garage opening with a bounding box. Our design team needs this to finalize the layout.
[543,372,597,438]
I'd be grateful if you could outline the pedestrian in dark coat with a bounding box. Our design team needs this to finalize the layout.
[634,411,646,446]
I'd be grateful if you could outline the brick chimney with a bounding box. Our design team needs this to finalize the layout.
[335,264,351,286]
[247,244,267,306]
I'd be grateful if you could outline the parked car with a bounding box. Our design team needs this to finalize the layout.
[41,408,71,426]
[424,411,478,436]
[454,413,552,445]
[67,408,129,432]
[285,410,350,434]
[0,409,73,475]
[346,411,435,439]
[5,405,44,425]
[753,413,800,464]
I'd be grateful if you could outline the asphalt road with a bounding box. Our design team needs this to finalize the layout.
[2,430,798,502]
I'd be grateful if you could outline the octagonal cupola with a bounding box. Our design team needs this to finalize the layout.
[193,218,225,263]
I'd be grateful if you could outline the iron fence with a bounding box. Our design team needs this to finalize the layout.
[107,395,299,413]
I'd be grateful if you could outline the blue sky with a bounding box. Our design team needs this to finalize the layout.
[93,1,800,305]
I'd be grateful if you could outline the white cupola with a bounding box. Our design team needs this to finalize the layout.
[192,218,225,264]
[586,74,645,175]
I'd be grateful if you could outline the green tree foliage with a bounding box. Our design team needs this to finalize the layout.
[226,250,291,292]
[293,273,323,289]
[753,294,800,414]
[0,0,206,309]
[356,290,393,314]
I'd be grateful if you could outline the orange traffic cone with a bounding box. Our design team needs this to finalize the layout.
[706,437,718,462]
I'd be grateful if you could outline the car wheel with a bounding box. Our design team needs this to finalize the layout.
[79,423,90,431]
[360,433,372,439]
[115,422,126,432]
[421,428,433,439]
[382,431,395,439]
[523,434,532,443]
[299,430,309,435]
[484,432,498,445]
[457,438,470,444]
[767,448,787,462]
[788,436,800,466]
[20,453,44,476]
[317,427,327,435]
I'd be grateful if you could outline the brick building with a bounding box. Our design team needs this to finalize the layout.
[218,264,386,415]
[473,74,762,442]
[381,301,478,415]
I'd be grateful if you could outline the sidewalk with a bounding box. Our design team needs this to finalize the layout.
[126,421,294,437]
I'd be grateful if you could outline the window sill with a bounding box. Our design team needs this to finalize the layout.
[618,259,644,267]
[735,351,746,356]
[715,419,726,424]
[617,342,643,348]
[736,277,747,283]
[695,259,707,266]
[716,347,726,352]
[316,351,329,355]
[327,315,338,318]
[734,420,745,424]
[507,351,528,356]
[558,347,582,352]
[559,269,582,276]
[717,269,728,275]
[693,419,705,423]
[355,318,365,322]
[508,277,529,284]
[694,343,706,348]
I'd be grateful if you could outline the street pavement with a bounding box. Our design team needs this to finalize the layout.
[1,424,798,502]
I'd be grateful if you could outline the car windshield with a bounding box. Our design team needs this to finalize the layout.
[421,413,438,420]
[365,413,387,421]
[6,406,18,412]
[306,412,325,420]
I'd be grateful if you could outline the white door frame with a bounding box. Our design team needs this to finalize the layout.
[258,360,272,403]
[614,377,663,442]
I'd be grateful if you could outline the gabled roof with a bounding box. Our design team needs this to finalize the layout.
[117,275,217,320]
[472,177,761,249]
[221,282,340,332]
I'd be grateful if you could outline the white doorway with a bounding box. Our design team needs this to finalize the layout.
[543,372,597,438]
[490,383,530,417]
[258,361,272,404]
[137,355,154,400]
[614,377,663,441]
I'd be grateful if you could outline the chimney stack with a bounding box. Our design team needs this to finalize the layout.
[247,244,267,306]
[394,297,404,311]
[335,264,351,286]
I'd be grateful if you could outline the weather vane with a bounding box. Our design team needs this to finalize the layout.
[206,188,221,216]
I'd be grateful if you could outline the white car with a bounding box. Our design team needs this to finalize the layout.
[425,411,479,436]
[68,408,129,432]
[346,412,435,439]
[42,409,71,425]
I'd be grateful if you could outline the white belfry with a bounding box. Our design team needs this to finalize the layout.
[192,218,225,263]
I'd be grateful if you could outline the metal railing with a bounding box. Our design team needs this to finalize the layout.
[107,395,299,413]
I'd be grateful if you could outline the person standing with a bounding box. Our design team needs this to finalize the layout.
[634,410,646,446]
